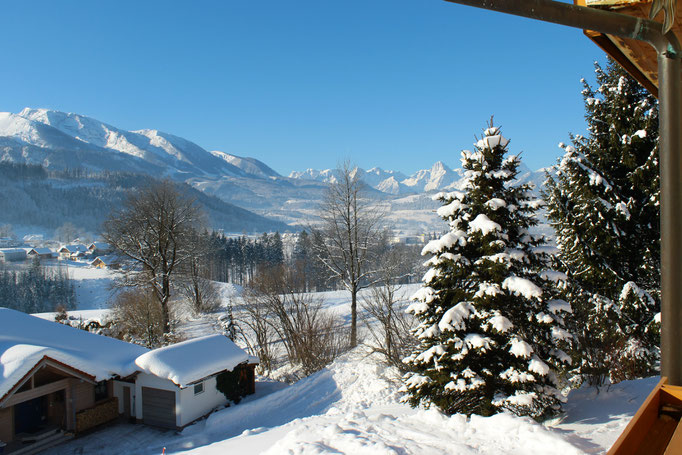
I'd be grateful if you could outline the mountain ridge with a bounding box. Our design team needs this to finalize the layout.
[0,107,550,233]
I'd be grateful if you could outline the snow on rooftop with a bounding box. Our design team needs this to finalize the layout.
[59,244,88,253]
[0,307,147,400]
[29,247,54,255]
[135,334,254,388]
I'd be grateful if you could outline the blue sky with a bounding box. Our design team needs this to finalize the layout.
[0,0,606,176]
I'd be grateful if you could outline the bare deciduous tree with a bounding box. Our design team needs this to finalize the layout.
[243,264,347,376]
[102,180,204,334]
[179,231,220,315]
[110,289,166,348]
[55,222,82,243]
[237,288,277,375]
[362,246,418,372]
[313,161,385,347]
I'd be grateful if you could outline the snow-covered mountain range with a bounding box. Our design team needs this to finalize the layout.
[0,108,280,179]
[0,108,550,233]
[289,160,546,196]
[288,161,466,195]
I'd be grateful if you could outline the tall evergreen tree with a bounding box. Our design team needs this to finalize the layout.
[404,123,571,419]
[544,60,660,385]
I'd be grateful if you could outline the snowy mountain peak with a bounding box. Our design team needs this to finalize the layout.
[19,108,120,149]
[210,150,281,178]
[431,161,446,172]
[1,107,283,180]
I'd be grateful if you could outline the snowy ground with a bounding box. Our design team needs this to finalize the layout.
[46,345,655,455]
[35,268,656,454]
[43,259,121,309]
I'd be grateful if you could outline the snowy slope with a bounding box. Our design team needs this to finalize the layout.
[210,150,280,178]
[36,272,651,455]
[0,112,160,174]
[47,343,654,454]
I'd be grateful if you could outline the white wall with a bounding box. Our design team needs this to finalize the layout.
[178,376,227,428]
[112,380,135,417]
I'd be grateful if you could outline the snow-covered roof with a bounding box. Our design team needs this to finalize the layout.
[28,247,54,255]
[0,248,27,255]
[91,255,120,266]
[135,334,254,388]
[0,308,148,402]
[59,244,88,253]
[89,242,111,251]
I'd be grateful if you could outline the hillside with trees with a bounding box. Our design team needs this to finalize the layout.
[0,163,290,234]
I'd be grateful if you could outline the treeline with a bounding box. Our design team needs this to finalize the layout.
[205,231,332,289]
[204,230,420,291]
[0,260,76,313]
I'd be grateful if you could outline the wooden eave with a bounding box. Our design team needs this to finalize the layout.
[575,0,682,98]
[0,355,96,407]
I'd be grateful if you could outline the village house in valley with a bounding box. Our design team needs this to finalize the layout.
[57,244,88,261]
[0,308,258,454]
[0,249,27,263]
[26,248,56,261]
[90,255,121,270]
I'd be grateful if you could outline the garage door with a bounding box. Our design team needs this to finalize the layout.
[142,387,176,429]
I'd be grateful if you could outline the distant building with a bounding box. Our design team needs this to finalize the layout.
[22,234,44,246]
[58,244,89,260]
[27,247,57,260]
[0,248,27,262]
[88,242,112,255]
[91,255,121,270]
[0,237,17,248]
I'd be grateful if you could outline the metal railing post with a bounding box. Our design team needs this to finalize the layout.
[659,50,682,385]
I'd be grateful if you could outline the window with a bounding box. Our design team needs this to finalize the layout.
[194,382,204,395]
[94,380,108,401]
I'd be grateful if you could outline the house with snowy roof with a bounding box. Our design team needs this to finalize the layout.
[134,335,258,428]
[57,244,89,260]
[26,247,56,260]
[0,248,27,263]
[90,255,121,269]
[0,308,258,453]
[87,242,112,256]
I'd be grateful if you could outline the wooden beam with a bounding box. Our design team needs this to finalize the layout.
[608,377,667,455]
[584,29,660,96]
[0,356,96,408]
[575,0,660,97]
[4,378,71,407]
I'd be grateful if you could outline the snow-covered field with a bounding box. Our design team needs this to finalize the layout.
[37,267,655,454]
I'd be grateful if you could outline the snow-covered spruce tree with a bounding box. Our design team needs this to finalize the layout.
[403,123,571,419]
[543,60,660,385]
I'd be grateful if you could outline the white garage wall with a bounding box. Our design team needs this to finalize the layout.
[178,376,227,427]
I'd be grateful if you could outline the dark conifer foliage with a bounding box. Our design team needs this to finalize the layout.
[0,259,76,313]
[404,123,570,419]
[205,232,295,286]
[544,60,660,385]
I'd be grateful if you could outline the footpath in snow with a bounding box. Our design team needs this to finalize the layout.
[47,345,656,455]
